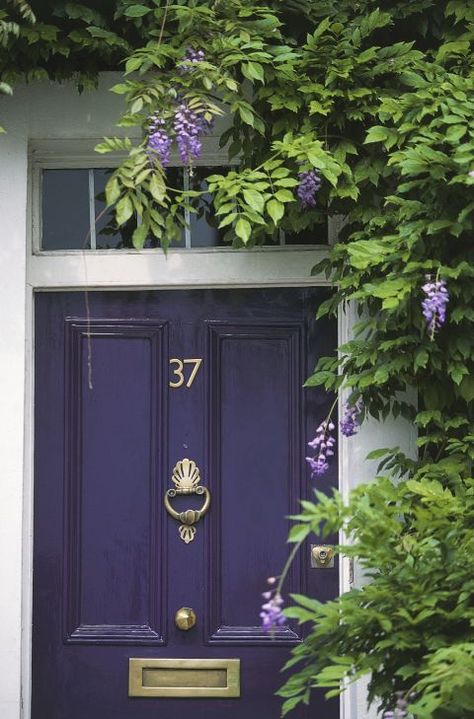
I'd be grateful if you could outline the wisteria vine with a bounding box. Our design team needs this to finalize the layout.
[259,269,450,633]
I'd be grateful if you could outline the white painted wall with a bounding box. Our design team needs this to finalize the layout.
[0,106,28,719]
[0,75,416,719]
[339,305,416,719]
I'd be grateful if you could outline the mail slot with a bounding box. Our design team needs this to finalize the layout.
[128,658,240,698]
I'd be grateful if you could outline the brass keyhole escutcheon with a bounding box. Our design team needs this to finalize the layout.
[175,607,197,631]
[311,545,335,568]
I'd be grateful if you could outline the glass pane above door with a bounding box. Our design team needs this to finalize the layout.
[42,169,91,250]
[40,167,327,250]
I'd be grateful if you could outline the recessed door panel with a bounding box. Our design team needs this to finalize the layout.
[63,321,167,643]
[207,323,303,642]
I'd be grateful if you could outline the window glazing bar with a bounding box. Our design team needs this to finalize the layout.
[88,169,97,250]
[183,170,192,249]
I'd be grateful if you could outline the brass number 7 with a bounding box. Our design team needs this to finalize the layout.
[169,358,203,389]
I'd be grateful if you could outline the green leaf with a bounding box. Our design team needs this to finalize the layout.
[414,349,429,371]
[288,524,310,542]
[445,124,466,143]
[243,189,265,213]
[94,137,132,154]
[266,198,284,224]
[124,5,152,17]
[274,189,295,203]
[427,219,453,234]
[86,26,123,43]
[366,448,391,460]
[346,240,390,269]
[281,696,304,716]
[245,61,265,83]
[290,594,321,611]
[105,176,120,205]
[149,173,165,203]
[218,212,238,229]
[130,97,144,114]
[364,126,389,144]
[270,167,289,178]
[304,370,334,388]
[116,195,133,225]
[312,16,331,40]
[238,105,254,127]
[125,56,143,73]
[110,83,130,95]
[457,376,474,402]
[132,221,148,249]
[235,217,251,243]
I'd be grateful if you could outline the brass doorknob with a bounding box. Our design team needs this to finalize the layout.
[175,607,197,631]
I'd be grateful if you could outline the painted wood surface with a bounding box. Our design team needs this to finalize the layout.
[33,288,338,718]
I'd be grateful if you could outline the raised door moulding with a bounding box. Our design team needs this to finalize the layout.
[205,322,305,645]
[63,319,168,644]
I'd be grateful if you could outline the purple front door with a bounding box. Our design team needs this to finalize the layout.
[33,288,338,719]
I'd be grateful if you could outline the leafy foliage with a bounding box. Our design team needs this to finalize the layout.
[2,1,474,717]
[281,474,474,718]
[0,0,35,128]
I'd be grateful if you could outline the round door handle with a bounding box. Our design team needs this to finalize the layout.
[175,606,197,631]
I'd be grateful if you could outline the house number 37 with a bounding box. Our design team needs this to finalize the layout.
[169,358,203,388]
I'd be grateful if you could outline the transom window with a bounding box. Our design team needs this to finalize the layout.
[40,166,327,251]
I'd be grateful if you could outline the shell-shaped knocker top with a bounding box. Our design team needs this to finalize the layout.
[171,458,201,493]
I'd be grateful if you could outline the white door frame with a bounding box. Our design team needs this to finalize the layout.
[21,141,359,719]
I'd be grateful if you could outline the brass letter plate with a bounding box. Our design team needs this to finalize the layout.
[129,658,240,698]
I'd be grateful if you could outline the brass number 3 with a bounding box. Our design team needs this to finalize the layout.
[169,358,203,389]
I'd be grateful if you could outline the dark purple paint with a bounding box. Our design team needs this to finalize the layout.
[33,288,338,719]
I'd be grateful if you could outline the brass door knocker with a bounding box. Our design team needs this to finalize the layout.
[164,458,211,543]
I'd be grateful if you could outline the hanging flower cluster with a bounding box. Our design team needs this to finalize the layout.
[147,102,213,167]
[306,419,336,477]
[297,169,321,208]
[146,48,212,167]
[382,692,411,718]
[421,276,449,339]
[260,577,286,632]
[147,114,172,166]
[261,402,359,629]
[173,102,213,165]
[181,47,205,70]
[340,400,363,437]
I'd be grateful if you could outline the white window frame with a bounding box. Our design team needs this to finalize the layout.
[28,139,337,290]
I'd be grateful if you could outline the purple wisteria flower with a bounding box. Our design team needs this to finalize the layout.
[173,102,213,165]
[260,579,286,632]
[340,400,363,437]
[382,692,409,718]
[180,47,205,71]
[306,419,335,477]
[297,169,322,208]
[147,114,172,166]
[421,275,449,338]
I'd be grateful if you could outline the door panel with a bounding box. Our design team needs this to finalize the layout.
[207,323,303,644]
[33,288,338,719]
[64,322,167,644]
